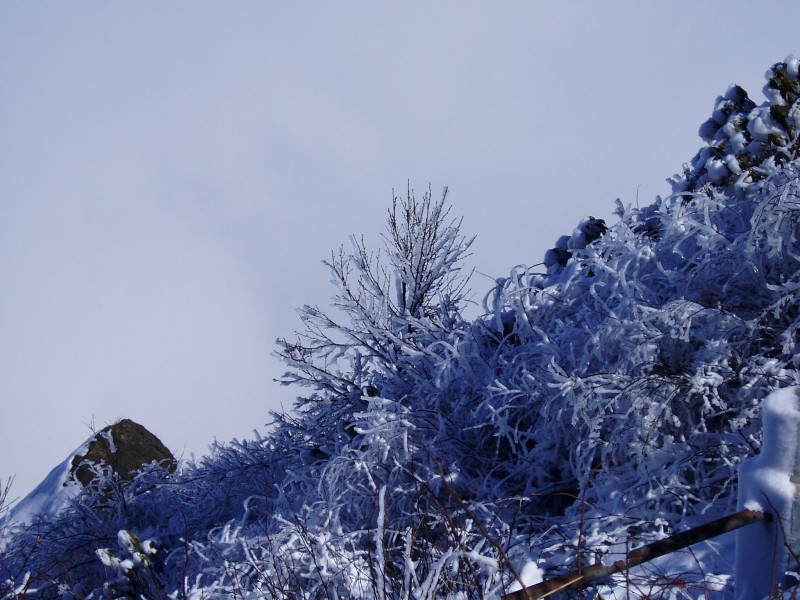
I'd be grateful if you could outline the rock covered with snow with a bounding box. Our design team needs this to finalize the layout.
[2,419,175,531]
[69,418,176,487]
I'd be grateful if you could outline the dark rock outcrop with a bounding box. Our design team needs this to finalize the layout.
[69,419,176,486]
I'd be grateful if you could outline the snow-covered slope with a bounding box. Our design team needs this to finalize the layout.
[5,56,800,599]
[1,443,84,533]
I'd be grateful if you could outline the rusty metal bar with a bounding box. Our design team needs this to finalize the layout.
[503,508,768,600]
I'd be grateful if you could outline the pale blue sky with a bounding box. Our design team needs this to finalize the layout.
[2,2,799,501]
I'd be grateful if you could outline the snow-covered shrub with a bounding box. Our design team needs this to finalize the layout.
[95,530,161,599]
[7,55,800,598]
[674,56,800,197]
[0,462,183,599]
[469,56,800,594]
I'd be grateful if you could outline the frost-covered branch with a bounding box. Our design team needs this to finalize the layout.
[276,185,474,407]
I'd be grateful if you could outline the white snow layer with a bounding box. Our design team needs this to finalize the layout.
[735,386,800,600]
[1,439,90,533]
[505,560,544,593]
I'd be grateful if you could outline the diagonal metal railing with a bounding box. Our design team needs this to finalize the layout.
[502,508,768,600]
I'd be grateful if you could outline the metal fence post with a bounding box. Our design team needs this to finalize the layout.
[735,386,800,600]
[790,389,800,570]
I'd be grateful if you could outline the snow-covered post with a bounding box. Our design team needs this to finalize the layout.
[735,386,800,600]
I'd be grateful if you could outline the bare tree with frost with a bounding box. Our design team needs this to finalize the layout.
[276,185,474,404]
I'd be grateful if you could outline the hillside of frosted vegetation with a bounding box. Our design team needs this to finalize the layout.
[6,56,800,598]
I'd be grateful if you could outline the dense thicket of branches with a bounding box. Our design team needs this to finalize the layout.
[5,56,800,599]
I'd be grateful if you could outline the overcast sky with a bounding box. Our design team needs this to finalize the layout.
[2,3,800,502]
